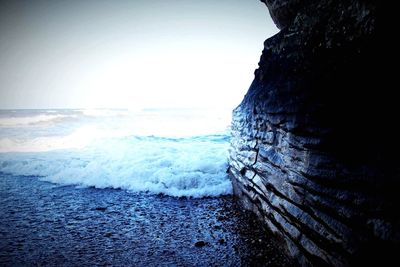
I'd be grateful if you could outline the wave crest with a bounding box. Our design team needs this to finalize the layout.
[0,114,75,127]
[0,135,231,198]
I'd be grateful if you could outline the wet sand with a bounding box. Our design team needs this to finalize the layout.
[0,174,292,266]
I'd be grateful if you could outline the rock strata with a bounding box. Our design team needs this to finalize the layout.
[229,0,398,266]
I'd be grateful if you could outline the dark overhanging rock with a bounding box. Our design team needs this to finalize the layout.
[229,0,399,266]
[260,0,303,29]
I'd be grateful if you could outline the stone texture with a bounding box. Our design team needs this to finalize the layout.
[260,0,302,29]
[229,0,399,266]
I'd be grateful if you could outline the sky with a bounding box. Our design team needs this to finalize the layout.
[0,0,278,110]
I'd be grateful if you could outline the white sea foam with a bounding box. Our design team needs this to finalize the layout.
[81,109,129,118]
[0,109,232,198]
[0,126,133,153]
[0,135,231,197]
[0,114,73,127]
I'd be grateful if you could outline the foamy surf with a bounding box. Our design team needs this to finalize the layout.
[0,109,232,198]
[0,114,74,127]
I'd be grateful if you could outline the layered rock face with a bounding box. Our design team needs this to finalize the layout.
[229,0,398,266]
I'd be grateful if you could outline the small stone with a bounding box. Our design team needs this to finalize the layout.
[104,232,112,237]
[95,207,107,212]
[194,241,207,247]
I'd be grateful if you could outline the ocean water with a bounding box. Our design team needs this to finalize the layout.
[0,108,232,198]
[0,109,293,266]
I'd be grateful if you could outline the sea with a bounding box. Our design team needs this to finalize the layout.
[0,108,292,266]
[0,108,232,197]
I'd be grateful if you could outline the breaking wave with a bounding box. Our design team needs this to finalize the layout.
[0,109,232,198]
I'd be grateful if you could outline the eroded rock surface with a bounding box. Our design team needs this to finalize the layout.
[229,1,398,266]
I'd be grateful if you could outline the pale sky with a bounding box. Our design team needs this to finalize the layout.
[0,0,278,110]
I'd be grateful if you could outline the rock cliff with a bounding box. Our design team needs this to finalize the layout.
[229,0,398,266]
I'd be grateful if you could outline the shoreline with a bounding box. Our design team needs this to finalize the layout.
[0,174,293,266]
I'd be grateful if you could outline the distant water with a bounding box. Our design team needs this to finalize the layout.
[0,108,232,197]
